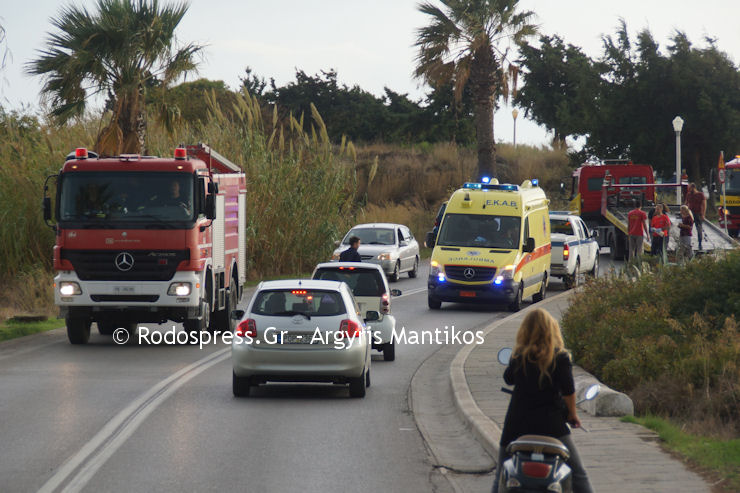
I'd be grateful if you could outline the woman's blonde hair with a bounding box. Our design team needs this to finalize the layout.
[680,204,694,220]
[513,308,569,386]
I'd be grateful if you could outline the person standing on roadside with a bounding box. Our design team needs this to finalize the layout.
[650,204,670,261]
[685,183,706,251]
[339,236,362,262]
[492,309,594,493]
[677,205,694,263]
[627,200,649,262]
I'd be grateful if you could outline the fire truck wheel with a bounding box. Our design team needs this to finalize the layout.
[67,317,91,345]
[212,287,235,333]
[185,300,209,335]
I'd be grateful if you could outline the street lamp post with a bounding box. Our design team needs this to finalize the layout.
[512,109,519,148]
[672,116,684,205]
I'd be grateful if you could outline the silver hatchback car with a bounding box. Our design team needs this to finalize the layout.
[231,280,372,398]
[331,223,420,281]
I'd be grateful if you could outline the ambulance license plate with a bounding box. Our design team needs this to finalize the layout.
[460,291,476,298]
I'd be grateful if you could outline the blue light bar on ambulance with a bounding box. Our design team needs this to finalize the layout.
[463,182,519,191]
[531,178,539,187]
[481,176,491,184]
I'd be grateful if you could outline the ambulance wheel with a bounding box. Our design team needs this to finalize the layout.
[533,274,547,303]
[508,286,523,312]
[428,295,441,310]
[409,257,419,278]
[66,317,91,345]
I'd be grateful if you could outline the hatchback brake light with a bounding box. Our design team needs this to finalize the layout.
[340,319,361,337]
[522,461,552,478]
[236,319,256,337]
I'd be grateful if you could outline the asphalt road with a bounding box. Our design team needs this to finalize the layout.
[0,256,618,493]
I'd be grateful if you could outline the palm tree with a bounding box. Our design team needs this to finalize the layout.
[415,0,536,178]
[27,0,201,155]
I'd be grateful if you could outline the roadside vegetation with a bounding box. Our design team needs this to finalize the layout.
[0,317,65,342]
[562,251,740,487]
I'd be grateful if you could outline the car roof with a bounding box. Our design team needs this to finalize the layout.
[257,279,346,291]
[314,262,385,272]
[549,212,579,220]
[348,223,401,229]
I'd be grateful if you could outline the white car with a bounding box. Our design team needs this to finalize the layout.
[231,280,372,398]
[549,212,600,288]
[331,223,420,281]
[312,262,401,361]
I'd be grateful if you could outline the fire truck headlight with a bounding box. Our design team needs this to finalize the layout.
[59,282,82,296]
[168,282,191,296]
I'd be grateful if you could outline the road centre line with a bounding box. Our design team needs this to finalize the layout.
[39,348,230,493]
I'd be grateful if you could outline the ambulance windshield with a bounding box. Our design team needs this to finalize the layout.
[58,171,195,226]
[437,213,521,249]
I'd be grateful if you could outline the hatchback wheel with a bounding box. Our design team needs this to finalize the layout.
[389,262,400,282]
[233,372,251,397]
[349,370,367,398]
[383,341,396,361]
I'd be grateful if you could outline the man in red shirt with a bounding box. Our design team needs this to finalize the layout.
[685,183,706,250]
[627,200,649,261]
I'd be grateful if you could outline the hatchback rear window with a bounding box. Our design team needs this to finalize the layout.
[252,289,345,317]
[313,268,385,297]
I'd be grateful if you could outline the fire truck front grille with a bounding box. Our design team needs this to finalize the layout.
[61,250,190,281]
[91,295,160,302]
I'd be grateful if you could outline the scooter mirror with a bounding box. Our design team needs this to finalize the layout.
[584,384,600,401]
[497,347,512,365]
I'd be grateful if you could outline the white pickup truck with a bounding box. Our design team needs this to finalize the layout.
[549,212,600,288]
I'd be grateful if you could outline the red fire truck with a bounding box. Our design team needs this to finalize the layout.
[43,144,247,344]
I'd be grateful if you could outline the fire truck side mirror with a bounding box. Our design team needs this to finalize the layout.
[206,194,216,220]
[43,197,52,222]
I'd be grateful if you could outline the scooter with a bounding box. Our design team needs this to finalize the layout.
[495,347,600,493]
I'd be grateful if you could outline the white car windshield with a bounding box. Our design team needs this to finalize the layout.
[437,213,521,249]
[343,228,395,246]
[252,290,345,317]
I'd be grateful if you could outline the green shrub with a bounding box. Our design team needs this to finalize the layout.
[561,251,740,426]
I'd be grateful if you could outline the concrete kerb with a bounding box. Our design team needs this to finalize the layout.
[449,289,634,460]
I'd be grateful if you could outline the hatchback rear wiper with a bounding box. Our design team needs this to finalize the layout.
[273,311,311,320]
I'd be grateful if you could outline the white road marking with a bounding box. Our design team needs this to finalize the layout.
[39,348,230,493]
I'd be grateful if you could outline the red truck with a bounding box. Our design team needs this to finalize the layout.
[43,144,247,344]
[567,160,656,259]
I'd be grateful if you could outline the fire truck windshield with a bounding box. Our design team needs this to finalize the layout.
[58,172,195,225]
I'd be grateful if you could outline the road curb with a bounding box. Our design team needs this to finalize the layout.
[449,289,607,459]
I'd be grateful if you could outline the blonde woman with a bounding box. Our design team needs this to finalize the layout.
[492,309,593,493]
[677,205,694,262]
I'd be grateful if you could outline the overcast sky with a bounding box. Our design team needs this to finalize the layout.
[1,0,738,146]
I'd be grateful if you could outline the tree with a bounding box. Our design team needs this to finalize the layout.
[515,35,603,148]
[27,0,201,154]
[414,0,536,178]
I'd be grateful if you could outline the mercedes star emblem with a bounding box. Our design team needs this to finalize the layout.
[115,252,135,272]
[463,267,475,279]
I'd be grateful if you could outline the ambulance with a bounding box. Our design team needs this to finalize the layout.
[426,179,551,311]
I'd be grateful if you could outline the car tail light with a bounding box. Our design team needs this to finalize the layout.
[381,293,390,314]
[563,244,570,259]
[522,461,552,478]
[340,319,361,337]
[236,319,256,337]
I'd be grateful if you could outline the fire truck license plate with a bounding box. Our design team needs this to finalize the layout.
[113,286,137,293]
